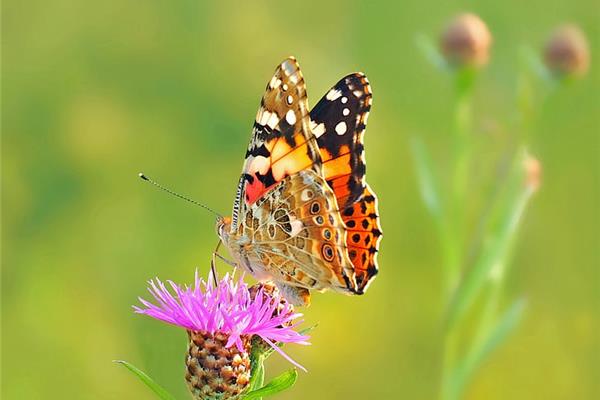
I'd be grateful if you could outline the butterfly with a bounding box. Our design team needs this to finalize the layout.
[216,57,382,306]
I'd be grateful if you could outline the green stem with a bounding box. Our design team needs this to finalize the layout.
[440,327,460,400]
[446,68,476,296]
[440,67,476,400]
[516,48,534,146]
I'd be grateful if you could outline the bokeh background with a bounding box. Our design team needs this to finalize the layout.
[3,0,598,399]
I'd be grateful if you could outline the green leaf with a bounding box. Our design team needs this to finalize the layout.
[244,369,298,400]
[415,34,448,71]
[298,323,318,336]
[113,360,176,400]
[473,298,526,366]
[451,298,526,394]
[521,45,554,84]
[411,137,442,220]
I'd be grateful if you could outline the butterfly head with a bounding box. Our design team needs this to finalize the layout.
[215,216,232,244]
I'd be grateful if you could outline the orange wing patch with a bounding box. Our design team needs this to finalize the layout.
[240,57,321,206]
[231,57,323,230]
[341,185,381,293]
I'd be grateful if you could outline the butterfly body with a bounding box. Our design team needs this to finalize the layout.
[217,57,381,305]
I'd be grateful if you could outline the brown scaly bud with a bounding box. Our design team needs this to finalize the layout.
[544,24,590,78]
[440,13,492,68]
[185,331,252,400]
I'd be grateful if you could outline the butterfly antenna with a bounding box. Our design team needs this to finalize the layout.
[139,173,223,218]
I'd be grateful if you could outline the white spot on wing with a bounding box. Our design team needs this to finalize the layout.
[326,89,342,101]
[343,108,350,116]
[259,109,271,126]
[247,155,270,175]
[289,73,299,84]
[266,112,279,129]
[269,77,282,89]
[341,96,348,104]
[285,109,297,125]
[335,121,347,135]
[310,119,326,138]
[289,219,303,237]
[287,95,293,105]
[313,123,326,137]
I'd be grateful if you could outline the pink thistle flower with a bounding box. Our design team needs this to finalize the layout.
[134,271,310,370]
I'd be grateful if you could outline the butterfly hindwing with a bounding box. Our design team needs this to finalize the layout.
[248,169,356,294]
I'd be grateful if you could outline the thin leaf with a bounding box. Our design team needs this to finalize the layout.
[445,150,534,330]
[473,298,526,367]
[113,360,176,400]
[244,369,298,400]
[521,45,554,84]
[411,137,442,219]
[298,323,318,336]
[415,34,448,71]
[451,298,526,395]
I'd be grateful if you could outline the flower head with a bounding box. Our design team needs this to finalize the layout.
[135,271,310,399]
[135,271,309,365]
[440,13,492,68]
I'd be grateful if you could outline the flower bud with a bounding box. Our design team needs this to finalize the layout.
[523,154,542,192]
[544,24,590,78]
[440,13,492,68]
[185,330,252,400]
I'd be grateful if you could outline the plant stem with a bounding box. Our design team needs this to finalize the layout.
[440,67,476,400]
[440,327,460,400]
[446,68,476,296]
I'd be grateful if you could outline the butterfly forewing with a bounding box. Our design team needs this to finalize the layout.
[233,57,322,231]
[310,73,372,208]
[309,73,381,292]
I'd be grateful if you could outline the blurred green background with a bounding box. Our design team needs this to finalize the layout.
[3,0,598,399]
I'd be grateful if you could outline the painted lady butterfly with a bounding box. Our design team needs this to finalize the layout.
[217,57,382,306]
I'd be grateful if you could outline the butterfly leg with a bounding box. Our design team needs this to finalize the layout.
[275,282,311,307]
[210,240,238,285]
[214,253,237,268]
[210,240,222,285]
